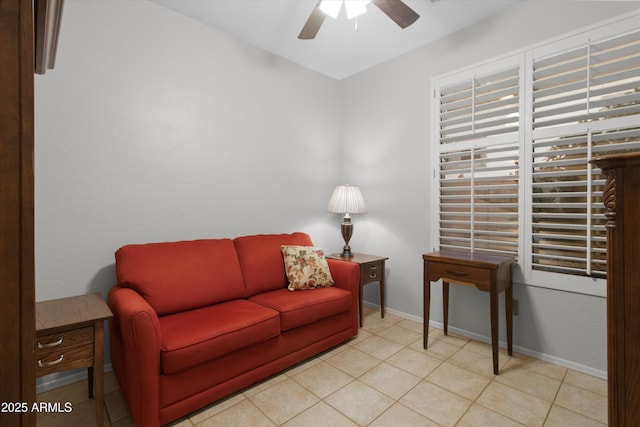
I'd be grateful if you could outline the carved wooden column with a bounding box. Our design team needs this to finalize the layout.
[592,152,640,427]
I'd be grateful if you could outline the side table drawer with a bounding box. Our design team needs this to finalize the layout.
[427,261,492,291]
[36,326,94,376]
[361,261,384,284]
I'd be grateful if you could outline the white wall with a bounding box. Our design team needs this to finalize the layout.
[340,1,640,376]
[34,0,343,386]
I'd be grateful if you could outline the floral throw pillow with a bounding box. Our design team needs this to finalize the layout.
[281,245,335,291]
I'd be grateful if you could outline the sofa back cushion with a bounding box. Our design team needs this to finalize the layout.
[233,232,313,297]
[115,239,246,315]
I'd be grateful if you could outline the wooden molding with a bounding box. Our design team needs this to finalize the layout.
[34,0,64,74]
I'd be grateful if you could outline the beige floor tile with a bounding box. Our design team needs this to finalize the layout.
[104,372,121,395]
[359,362,421,400]
[188,393,246,424]
[104,390,130,424]
[37,378,92,406]
[476,382,551,427]
[325,346,382,377]
[111,417,136,427]
[544,404,607,427]
[248,378,319,425]
[563,369,607,397]
[463,340,512,360]
[284,356,323,377]
[346,328,373,346]
[456,403,525,426]
[386,347,442,378]
[282,402,357,427]
[400,380,472,426]
[395,318,424,334]
[448,347,504,378]
[369,403,440,427]
[376,324,422,346]
[427,362,491,400]
[165,417,194,427]
[504,354,568,381]
[36,398,109,427]
[361,317,394,334]
[429,329,472,347]
[554,383,607,424]
[325,380,395,426]
[194,399,274,427]
[410,336,460,361]
[495,364,562,402]
[318,343,349,361]
[291,361,354,398]
[353,335,404,361]
[242,372,288,398]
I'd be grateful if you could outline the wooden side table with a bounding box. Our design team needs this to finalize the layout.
[36,293,113,427]
[328,253,388,327]
[423,250,513,374]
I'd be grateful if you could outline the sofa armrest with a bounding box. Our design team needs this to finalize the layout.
[327,258,360,294]
[108,285,162,427]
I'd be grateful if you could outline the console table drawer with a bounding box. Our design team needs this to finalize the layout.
[426,261,491,291]
[361,261,384,284]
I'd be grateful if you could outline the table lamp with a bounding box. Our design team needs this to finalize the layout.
[327,184,367,257]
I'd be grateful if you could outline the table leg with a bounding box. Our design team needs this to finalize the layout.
[88,366,94,398]
[506,283,513,356]
[380,265,385,319]
[359,282,364,328]
[443,281,449,336]
[490,287,499,375]
[423,263,431,349]
[95,322,105,427]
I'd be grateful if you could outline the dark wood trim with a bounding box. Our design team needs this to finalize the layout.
[0,0,36,425]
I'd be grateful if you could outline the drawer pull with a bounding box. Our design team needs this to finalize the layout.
[369,265,378,270]
[369,273,378,279]
[38,338,63,349]
[446,270,469,277]
[38,355,64,367]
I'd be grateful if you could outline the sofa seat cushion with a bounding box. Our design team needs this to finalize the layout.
[159,300,280,374]
[249,287,352,331]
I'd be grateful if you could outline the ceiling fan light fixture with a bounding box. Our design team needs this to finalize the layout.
[345,0,370,20]
[319,0,342,19]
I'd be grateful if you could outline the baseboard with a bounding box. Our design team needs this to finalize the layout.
[36,363,114,394]
[364,301,607,380]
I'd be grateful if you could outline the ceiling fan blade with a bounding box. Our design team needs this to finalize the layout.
[372,0,420,29]
[298,1,327,40]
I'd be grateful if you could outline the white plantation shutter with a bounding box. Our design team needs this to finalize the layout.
[531,28,640,277]
[437,63,521,258]
[439,143,520,256]
[439,66,520,144]
[433,14,640,294]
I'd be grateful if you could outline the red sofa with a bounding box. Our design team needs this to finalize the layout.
[108,232,359,427]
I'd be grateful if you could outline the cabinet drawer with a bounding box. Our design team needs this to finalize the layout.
[36,326,93,353]
[35,326,94,376]
[36,343,94,376]
[361,261,384,284]
[427,261,492,291]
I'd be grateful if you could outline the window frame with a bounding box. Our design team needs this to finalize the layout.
[431,11,640,297]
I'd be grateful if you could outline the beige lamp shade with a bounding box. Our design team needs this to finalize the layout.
[327,185,367,214]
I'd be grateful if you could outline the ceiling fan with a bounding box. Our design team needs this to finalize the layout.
[298,0,420,40]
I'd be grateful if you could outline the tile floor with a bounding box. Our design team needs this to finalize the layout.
[36,307,608,426]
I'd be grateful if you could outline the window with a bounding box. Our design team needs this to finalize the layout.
[432,13,640,295]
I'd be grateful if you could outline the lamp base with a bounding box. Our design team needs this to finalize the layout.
[340,215,354,258]
[340,246,353,258]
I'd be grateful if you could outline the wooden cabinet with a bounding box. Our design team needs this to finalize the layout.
[592,152,640,426]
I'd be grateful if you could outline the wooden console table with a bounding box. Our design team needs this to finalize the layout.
[423,250,513,374]
[36,293,113,427]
